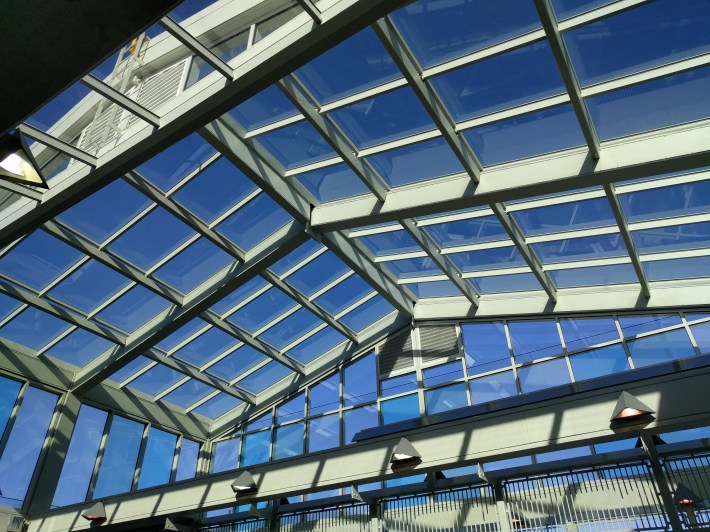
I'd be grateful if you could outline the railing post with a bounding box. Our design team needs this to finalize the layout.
[493,482,511,532]
[639,434,684,532]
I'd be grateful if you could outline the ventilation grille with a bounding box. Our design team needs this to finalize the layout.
[418,325,460,365]
[127,59,187,128]
[377,329,414,377]
[79,101,124,151]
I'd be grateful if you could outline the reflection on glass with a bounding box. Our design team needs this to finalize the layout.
[618,315,682,337]
[274,422,304,460]
[619,181,710,223]
[137,428,177,489]
[560,317,619,352]
[463,322,511,375]
[242,430,272,466]
[344,405,378,444]
[626,329,696,368]
[213,438,240,473]
[343,353,377,406]
[381,393,419,425]
[93,416,144,499]
[517,358,571,393]
[423,360,464,387]
[308,414,340,453]
[426,382,468,415]
[533,234,626,263]
[278,393,305,424]
[512,198,615,237]
[381,373,418,398]
[309,374,340,416]
[469,371,518,404]
[549,264,638,288]
[509,320,563,363]
[175,439,200,482]
[569,344,630,381]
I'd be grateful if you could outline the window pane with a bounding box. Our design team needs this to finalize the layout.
[247,412,272,432]
[344,405,378,444]
[469,371,518,405]
[426,383,469,415]
[53,405,108,507]
[343,353,377,407]
[274,423,304,460]
[381,393,419,425]
[309,374,340,416]
[569,344,630,381]
[241,430,271,466]
[627,329,696,368]
[0,387,58,508]
[381,373,418,398]
[560,318,620,352]
[509,321,563,363]
[691,321,710,355]
[175,439,200,482]
[518,358,571,394]
[137,428,177,489]
[308,414,340,453]
[93,416,144,499]
[423,361,464,387]
[618,315,682,337]
[0,376,21,441]
[278,393,305,424]
[462,322,511,374]
[212,438,240,473]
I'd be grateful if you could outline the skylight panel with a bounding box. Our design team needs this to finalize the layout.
[108,208,196,271]
[95,285,171,334]
[25,142,90,182]
[295,27,400,104]
[511,198,615,237]
[357,229,420,257]
[633,222,710,254]
[228,85,300,132]
[228,286,298,333]
[215,193,293,251]
[644,256,710,282]
[193,393,243,419]
[564,0,710,87]
[136,133,217,192]
[43,328,115,367]
[327,86,436,149]
[405,280,462,298]
[425,215,508,248]
[314,276,375,316]
[586,66,710,141]
[383,257,445,280]
[390,0,541,69]
[127,363,185,396]
[24,81,92,133]
[470,273,542,294]
[0,307,72,351]
[532,234,627,264]
[156,318,208,352]
[210,276,269,316]
[340,296,396,332]
[259,308,323,350]
[205,345,267,382]
[560,317,620,351]
[550,0,616,21]
[618,181,710,223]
[107,355,152,385]
[154,237,235,294]
[269,240,324,277]
[171,157,259,224]
[448,247,526,272]
[235,361,293,393]
[462,104,585,166]
[162,379,215,409]
[432,41,565,122]
[366,137,465,187]
[56,179,152,245]
[0,231,84,291]
[172,326,239,367]
[254,120,337,169]
[0,293,23,322]
[284,251,350,297]
[548,263,638,288]
[287,327,348,364]
[292,163,371,203]
[47,260,132,314]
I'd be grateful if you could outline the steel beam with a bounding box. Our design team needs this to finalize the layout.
[296,0,322,24]
[18,124,98,167]
[81,74,161,128]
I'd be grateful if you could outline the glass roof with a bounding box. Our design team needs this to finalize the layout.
[1,0,709,429]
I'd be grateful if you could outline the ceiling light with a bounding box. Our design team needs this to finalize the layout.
[0,131,47,188]
[390,437,421,466]
[81,501,106,521]
[161,517,190,532]
[675,483,701,507]
[231,470,257,494]
[610,391,654,421]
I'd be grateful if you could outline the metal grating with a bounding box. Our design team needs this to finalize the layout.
[663,452,710,529]
[202,517,270,532]
[279,503,370,532]
[418,325,460,365]
[127,59,187,128]
[377,329,414,378]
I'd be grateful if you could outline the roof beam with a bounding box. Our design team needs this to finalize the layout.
[533,0,600,159]
[18,123,98,167]
[81,74,161,128]
[310,121,710,231]
[296,0,322,24]
[71,220,309,394]
[489,203,557,302]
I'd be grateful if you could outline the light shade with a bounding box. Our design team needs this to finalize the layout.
[675,483,702,507]
[161,517,190,532]
[81,501,106,521]
[610,391,654,421]
[231,470,257,493]
[390,437,422,465]
[0,132,47,188]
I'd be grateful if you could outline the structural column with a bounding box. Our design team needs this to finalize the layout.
[639,434,684,532]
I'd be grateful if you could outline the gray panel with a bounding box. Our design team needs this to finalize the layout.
[418,325,460,365]
[377,329,414,378]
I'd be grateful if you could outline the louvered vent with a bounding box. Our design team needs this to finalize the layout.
[377,329,414,378]
[418,325,460,365]
[79,101,124,150]
[127,59,187,128]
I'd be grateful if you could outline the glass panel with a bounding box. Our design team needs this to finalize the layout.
[25,81,92,132]
[619,181,710,223]
[287,327,346,364]
[551,0,614,20]
[270,241,323,277]
[593,438,637,454]
[0,307,71,351]
[156,318,207,351]
[309,374,340,416]
[285,251,350,296]
[328,87,434,149]
[384,257,443,279]
[229,286,297,333]
[278,393,305,424]
[96,286,171,334]
[463,104,585,166]
[432,41,564,122]
[247,412,272,432]
[308,414,340,452]
[340,296,395,332]
[255,120,337,169]
[469,371,518,404]
[129,363,185,397]
[423,360,464,387]
[358,230,420,257]
[228,85,299,131]
[407,280,463,298]
[512,198,615,237]
[448,246,525,272]
[390,0,540,68]
[381,393,419,425]
[367,137,465,187]
[533,234,626,263]
[549,264,639,288]
[587,66,710,141]
[564,0,710,87]
[241,430,271,466]
[633,221,710,254]
[236,362,293,393]
[472,273,542,294]
[213,438,240,473]
[691,321,710,355]
[463,322,511,375]
[253,4,302,43]
[273,422,304,460]
[162,380,215,409]
[193,394,242,420]
[296,27,399,104]
[174,327,239,367]
[315,276,374,316]
[175,439,200,482]
[627,329,696,368]
[381,373,418,398]
[426,215,508,247]
[0,376,21,441]
[618,314,682,337]
[156,238,234,294]
[0,387,58,508]
[108,356,152,385]
[426,382,469,415]
[536,446,591,463]
[216,193,292,251]
[52,405,108,507]
[343,353,377,406]
[343,405,378,444]
[569,344,630,381]
[294,163,371,202]
[92,415,144,499]
[260,308,323,350]
[48,260,131,313]
[206,346,267,382]
[518,358,571,393]
[509,321,563,363]
[45,329,114,368]
[137,428,177,489]
[560,317,620,352]
[644,256,710,282]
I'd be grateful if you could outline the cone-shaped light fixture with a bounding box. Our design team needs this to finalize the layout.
[610,391,654,421]
[0,131,47,188]
[231,470,257,494]
[81,501,106,521]
[675,483,702,507]
[161,517,190,532]
[390,437,422,465]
